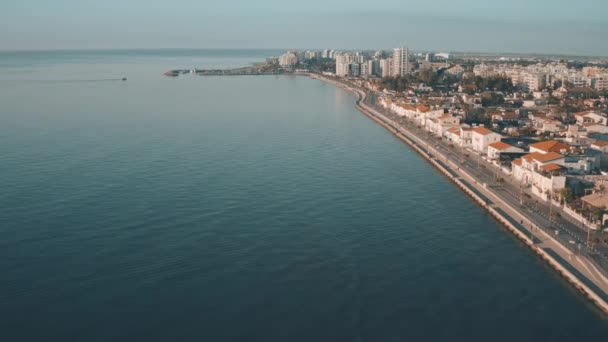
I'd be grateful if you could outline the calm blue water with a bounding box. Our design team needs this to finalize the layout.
[1,49,607,341]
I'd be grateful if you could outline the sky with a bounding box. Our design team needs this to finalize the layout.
[1,0,607,56]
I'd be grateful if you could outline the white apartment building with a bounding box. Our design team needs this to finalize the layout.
[487,141,524,160]
[335,54,357,77]
[278,51,299,67]
[591,74,608,91]
[427,114,460,137]
[380,58,392,78]
[471,127,502,154]
[392,48,409,76]
[524,73,546,91]
[512,152,567,201]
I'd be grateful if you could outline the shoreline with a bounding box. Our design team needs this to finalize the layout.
[310,73,608,316]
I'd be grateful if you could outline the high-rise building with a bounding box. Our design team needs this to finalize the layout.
[524,73,546,91]
[367,60,381,77]
[392,47,409,76]
[294,51,305,62]
[304,51,319,60]
[380,58,392,78]
[278,51,299,67]
[335,53,357,77]
[592,74,608,91]
[349,63,360,77]
[360,62,368,76]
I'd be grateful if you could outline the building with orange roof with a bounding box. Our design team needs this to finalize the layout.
[529,140,570,154]
[539,163,563,172]
[487,141,524,160]
[428,114,460,137]
[459,127,474,148]
[445,127,461,145]
[471,126,503,154]
[390,101,444,127]
[511,152,567,202]
[575,111,607,126]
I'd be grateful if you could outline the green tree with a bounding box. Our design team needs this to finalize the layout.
[481,92,505,107]
[559,188,573,204]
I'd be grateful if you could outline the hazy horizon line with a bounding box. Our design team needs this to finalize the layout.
[0,47,607,59]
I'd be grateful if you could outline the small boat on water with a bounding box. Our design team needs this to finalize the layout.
[164,70,179,77]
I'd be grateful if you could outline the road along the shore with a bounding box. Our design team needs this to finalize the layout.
[312,74,608,315]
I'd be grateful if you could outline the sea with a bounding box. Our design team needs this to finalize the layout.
[1,49,607,341]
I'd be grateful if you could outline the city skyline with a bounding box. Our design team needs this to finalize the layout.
[1,0,607,56]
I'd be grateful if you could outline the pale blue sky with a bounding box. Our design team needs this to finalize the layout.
[1,0,606,55]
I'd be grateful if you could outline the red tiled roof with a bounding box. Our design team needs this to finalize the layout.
[417,105,431,113]
[488,141,513,151]
[534,152,564,163]
[472,127,495,135]
[592,140,608,147]
[529,140,569,153]
[540,163,563,172]
[521,152,564,163]
[396,103,416,111]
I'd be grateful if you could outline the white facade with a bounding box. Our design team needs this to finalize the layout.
[487,142,524,160]
[390,103,443,128]
[278,51,298,67]
[460,128,473,148]
[380,58,392,78]
[512,153,567,201]
[392,48,409,76]
[335,54,357,77]
[427,114,460,137]
[471,127,502,154]
[576,111,608,126]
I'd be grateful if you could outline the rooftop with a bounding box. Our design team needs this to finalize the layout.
[488,141,514,151]
[522,152,564,163]
[472,127,495,135]
[582,192,608,209]
[529,140,570,153]
[539,163,563,172]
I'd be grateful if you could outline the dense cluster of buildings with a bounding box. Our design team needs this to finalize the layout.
[271,47,608,226]
[377,87,608,224]
[274,47,448,78]
[371,74,608,228]
[473,63,608,92]
[334,48,413,78]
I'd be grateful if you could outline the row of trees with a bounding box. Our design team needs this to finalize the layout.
[379,76,411,91]
[469,76,515,93]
